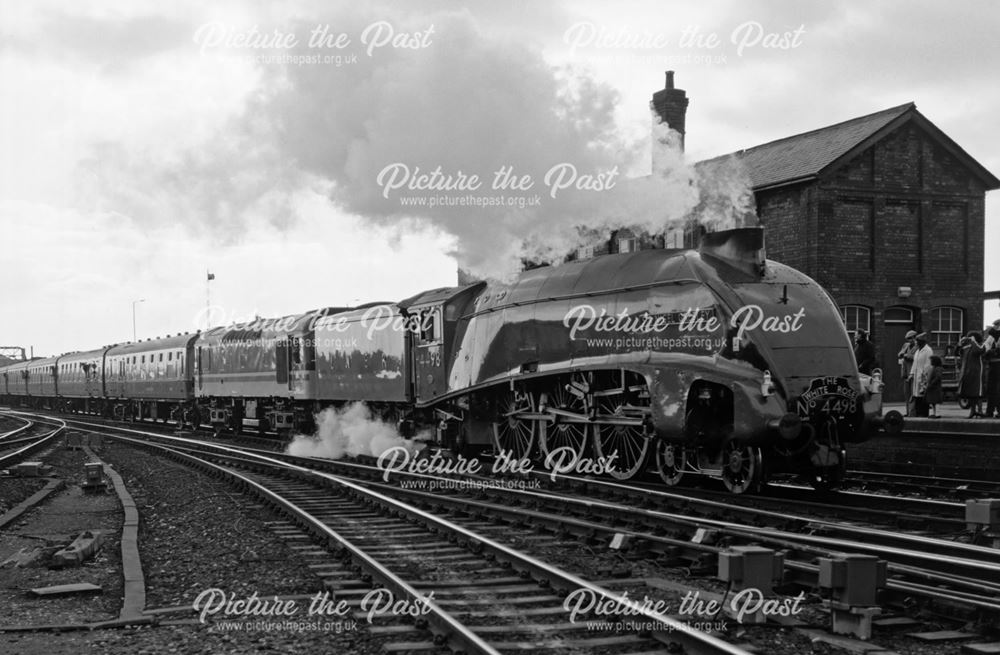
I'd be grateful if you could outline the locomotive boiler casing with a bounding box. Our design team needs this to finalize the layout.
[443,228,883,473]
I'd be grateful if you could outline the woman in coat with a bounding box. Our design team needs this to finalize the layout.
[958,331,986,417]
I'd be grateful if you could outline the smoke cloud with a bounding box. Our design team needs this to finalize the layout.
[81,4,757,280]
[286,402,425,460]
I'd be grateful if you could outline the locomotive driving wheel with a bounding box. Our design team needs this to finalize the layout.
[539,374,590,467]
[592,372,651,480]
[492,389,537,460]
[655,441,687,486]
[720,440,761,494]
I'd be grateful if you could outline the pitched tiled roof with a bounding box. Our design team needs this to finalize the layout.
[697,103,915,190]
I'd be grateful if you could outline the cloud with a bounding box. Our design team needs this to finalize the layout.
[75,5,757,280]
[68,6,630,279]
[22,12,194,70]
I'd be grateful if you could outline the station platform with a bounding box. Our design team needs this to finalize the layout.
[852,402,1000,480]
[882,402,1000,436]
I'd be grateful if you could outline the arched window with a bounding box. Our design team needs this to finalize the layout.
[840,305,871,341]
[929,306,964,350]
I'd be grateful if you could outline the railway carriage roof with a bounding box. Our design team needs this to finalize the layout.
[198,307,351,344]
[57,347,110,364]
[198,307,334,346]
[399,284,484,310]
[24,356,60,369]
[105,333,199,357]
[0,360,31,373]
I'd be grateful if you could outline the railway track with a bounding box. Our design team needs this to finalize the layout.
[3,409,989,540]
[16,407,996,502]
[0,412,65,468]
[626,479,969,535]
[840,469,1000,500]
[0,414,34,441]
[9,410,1000,648]
[103,432,751,654]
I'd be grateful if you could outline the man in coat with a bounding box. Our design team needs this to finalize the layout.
[854,330,877,375]
[897,330,918,416]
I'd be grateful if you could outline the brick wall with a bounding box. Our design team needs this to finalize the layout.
[756,186,811,272]
[755,120,987,367]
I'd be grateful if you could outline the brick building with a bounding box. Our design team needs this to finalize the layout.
[656,73,1000,401]
[459,74,998,402]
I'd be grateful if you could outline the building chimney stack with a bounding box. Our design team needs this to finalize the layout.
[651,70,689,152]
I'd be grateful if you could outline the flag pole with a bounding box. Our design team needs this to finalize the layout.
[205,270,212,331]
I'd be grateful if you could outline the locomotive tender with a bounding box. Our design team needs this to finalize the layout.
[0,227,901,492]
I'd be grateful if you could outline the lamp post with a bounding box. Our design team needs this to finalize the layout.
[132,299,145,342]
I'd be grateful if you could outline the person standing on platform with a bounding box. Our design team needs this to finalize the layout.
[897,330,918,416]
[926,355,944,418]
[984,319,1000,418]
[910,332,934,418]
[854,330,877,375]
[958,330,986,418]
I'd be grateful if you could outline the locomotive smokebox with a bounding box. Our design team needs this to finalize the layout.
[698,227,766,277]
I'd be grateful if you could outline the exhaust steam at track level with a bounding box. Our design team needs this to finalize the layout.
[286,403,423,460]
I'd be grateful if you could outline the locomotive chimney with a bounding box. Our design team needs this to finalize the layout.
[651,70,689,154]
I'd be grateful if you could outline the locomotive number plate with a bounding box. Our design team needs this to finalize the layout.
[796,376,859,417]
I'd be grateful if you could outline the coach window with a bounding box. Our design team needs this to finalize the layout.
[839,305,871,341]
[929,306,963,351]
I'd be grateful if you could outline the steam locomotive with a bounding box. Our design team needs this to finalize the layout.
[0,227,902,492]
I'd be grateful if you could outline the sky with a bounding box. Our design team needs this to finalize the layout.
[1,0,998,358]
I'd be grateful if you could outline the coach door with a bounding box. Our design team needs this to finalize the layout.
[883,306,916,403]
[275,339,289,386]
[196,347,204,391]
[274,339,295,390]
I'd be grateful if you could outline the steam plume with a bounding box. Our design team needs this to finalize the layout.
[82,6,757,281]
[286,402,425,460]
